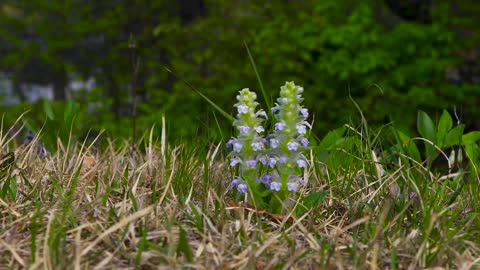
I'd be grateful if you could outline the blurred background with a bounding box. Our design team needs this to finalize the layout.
[0,0,479,143]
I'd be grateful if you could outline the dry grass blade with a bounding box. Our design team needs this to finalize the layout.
[0,239,26,267]
[81,205,153,256]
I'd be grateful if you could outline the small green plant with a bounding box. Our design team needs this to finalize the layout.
[400,109,480,174]
[227,82,311,213]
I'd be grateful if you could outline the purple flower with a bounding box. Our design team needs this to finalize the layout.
[287,141,300,151]
[230,157,242,167]
[237,183,248,193]
[300,137,309,147]
[245,159,257,167]
[297,159,307,168]
[281,98,288,104]
[261,174,272,185]
[288,175,298,181]
[270,182,281,191]
[38,146,48,156]
[296,124,307,135]
[226,138,235,148]
[268,158,277,168]
[279,156,288,163]
[256,110,268,119]
[289,174,306,185]
[298,177,305,185]
[287,182,299,192]
[238,125,250,133]
[270,139,280,148]
[251,142,263,151]
[230,178,241,187]
[253,126,264,133]
[271,105,280,113]
[237,104,249,114]
[260,137,269,145]
[300,108,309,118]
[297,87,304,93]
[233,142,243,153]
[259,155,268,165]
[275,121,286,131]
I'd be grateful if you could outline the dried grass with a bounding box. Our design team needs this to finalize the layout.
[1,124,479,269]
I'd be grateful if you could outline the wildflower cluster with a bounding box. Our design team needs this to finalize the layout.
[263,81,310,192]
[226,88,268,193]
[227,82,311,199]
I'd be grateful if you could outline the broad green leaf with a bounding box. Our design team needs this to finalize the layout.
[437,110,452,147]
[417,110,436,142]
[462,131,480,145]
[417,111,437,164]
[444,125,465,147]
[319,127,346,149]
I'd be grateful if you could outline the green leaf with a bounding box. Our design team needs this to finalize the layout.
[462,131,480,145]
[188,204,203,232]
[176,227,193,262]
[465,143,480,176]
[396,130,421,162]
[417,110,437,163]
[43,99,55,120]
[390,248,398,270]
[319,127,346,149]
[8,175,16,200]
[437,110,452,147]
[417,110,436,142]
[64,100,79,124]
[302,191,327,209]
[296,191,327,216]
[444,125,465,147]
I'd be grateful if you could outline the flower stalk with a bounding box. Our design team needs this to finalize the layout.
[227,82,311,213]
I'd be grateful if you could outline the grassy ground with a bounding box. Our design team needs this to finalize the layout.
[1,121,480,269]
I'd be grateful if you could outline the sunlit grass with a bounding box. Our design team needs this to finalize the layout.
[1,114,479,269]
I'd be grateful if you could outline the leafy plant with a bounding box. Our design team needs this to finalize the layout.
[414,109,480,173]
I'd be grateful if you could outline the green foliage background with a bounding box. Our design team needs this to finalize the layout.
[1,0,479,141]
